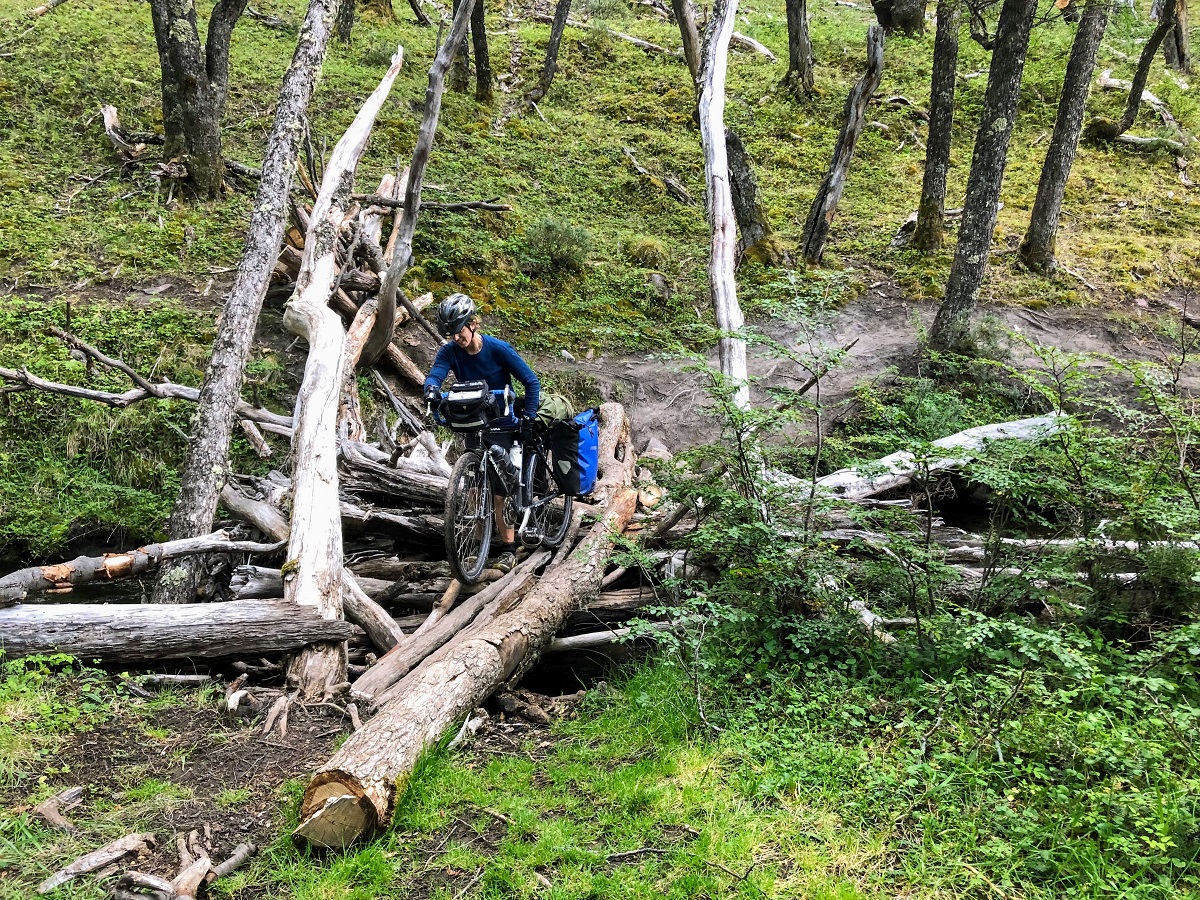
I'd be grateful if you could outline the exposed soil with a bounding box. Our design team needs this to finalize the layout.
[0,676,592,898]
[1,690,350,893]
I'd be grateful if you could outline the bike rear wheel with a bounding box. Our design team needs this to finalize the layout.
[524,449,573,549]
[445,450,492,584]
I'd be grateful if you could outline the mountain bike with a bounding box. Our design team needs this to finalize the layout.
[432,383,573,585]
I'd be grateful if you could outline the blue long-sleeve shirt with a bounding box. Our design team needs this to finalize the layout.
[424,334,541,415]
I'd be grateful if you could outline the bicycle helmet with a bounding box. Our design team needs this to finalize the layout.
[435,293,477,338]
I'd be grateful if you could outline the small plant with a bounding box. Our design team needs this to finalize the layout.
[518,218,591,276]
[215,787,251,808]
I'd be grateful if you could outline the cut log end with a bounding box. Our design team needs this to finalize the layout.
[293,780,378,850]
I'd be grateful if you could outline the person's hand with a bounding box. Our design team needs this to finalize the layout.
[424,387,439,414]
[521,417,536,441]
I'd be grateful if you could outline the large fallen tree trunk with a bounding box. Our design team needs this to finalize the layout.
[293,403,637,850]
[0,531,281,607]
[815,412,1067,500]
[0,600,356,662]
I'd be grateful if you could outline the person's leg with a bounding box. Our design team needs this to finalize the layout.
[491,496,517,572]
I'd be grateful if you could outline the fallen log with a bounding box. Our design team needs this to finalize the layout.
[815,413,1068,500]
[731,31,776,60]
[351,552,549,701]
[547,621,673,651]
[0,531,283,607]
[294,403,636,849]
[0,601,356,662]
[218,485,405,654]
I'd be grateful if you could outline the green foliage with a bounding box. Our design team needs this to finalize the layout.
[518,217,592,275]
[0,655,112,788]
[634,324,1200,896]
[0,299,219,559]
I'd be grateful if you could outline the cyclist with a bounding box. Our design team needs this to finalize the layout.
[423,293,540,574]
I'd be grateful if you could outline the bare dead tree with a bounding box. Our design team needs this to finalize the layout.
[698,0,749,408]
[672,0,702,84]
[379,0,478,303]
[930,0,1039,352]
[1018,0,1111,272]
[910,0,961,252]
[152,0,341,603]
[801,25,885,265]
[534,0,573,100]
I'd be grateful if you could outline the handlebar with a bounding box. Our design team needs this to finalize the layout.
[429,385,524,432]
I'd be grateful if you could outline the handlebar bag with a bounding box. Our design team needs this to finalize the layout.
[548,407,600,496]
[441,381,495,431]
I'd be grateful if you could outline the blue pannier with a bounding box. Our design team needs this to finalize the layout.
[548,408,600,497]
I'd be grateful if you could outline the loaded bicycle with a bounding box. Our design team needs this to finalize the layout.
[431,381,574,584]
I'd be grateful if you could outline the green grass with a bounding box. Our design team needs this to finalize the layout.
[238,646,1200,899]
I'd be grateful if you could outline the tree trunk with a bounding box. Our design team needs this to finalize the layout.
[782,0,814,96]
[910,0,960,253]
[0,531,280,607]
[672,0,703,85]
[725,128,780,264]
[378,0,477,309]
[153,0,341,604]
[1163,0,1190,71]
[801,25,885,265]
[871,0,926,34]
[536,0,574,99]
[337,0,355,44]
[147,0,247,198]
[1017,0,1111,272]
[450,0,471,92]
[1085,0,1176,141]
[0,601,356,663]
[471,0,493,102]
[281,49,406,701]
[698,0,749,409]
[929,0,1038,353]
[294,405,636,850]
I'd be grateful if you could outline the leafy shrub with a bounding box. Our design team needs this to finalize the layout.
[518,218,591,276]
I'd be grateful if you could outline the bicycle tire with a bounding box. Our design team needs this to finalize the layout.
[524,449,573,549]
[445,450,492,584]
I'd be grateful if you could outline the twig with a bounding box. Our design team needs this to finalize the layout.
[607,846,671,861]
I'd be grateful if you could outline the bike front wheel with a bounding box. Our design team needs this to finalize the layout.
[524,449,573,549]
[445,450,493,584]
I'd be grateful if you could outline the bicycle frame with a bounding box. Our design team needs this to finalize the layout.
[434,389,566,524]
